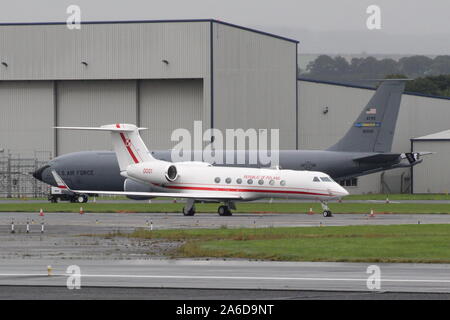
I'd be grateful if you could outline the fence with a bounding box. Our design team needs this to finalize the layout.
[0,150,52,198]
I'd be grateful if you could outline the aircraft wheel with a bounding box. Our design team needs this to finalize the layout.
[76,195,88,203]
[218,206,232,216]
[182,206,195,216]
[323,210,332,217]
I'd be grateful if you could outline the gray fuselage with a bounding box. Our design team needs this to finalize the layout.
[34,149,403,191]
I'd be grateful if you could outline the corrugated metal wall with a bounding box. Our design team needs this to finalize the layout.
[0,81,54,155]
[0,22,210,80]
[57,80,137,154]
[212,23,297,150]
[413,141,450,193]
[298,80,450,194]
[298,81,371,150]
[139,79,203,150]
[393,95,450,149]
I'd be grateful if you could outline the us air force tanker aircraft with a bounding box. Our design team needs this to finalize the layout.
[33,80,424,202]
[52,124,348,216]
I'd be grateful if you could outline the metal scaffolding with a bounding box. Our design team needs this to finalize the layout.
[0,150,52,198]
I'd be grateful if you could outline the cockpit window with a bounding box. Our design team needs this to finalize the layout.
[313,177,320,182]
[320,177,332,182]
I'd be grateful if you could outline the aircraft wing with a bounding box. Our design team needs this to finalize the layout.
[65,190,242,200]
[51,170,241,200]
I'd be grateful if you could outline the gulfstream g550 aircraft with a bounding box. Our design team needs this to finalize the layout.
[53,124,348,216]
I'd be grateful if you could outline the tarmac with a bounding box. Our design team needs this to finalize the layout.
[1,286,448,300]
[0,259,449,293]
[0,211,448,299]
[1,211,449,233]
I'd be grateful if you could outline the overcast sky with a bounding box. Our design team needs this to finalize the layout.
[2,0,449,54]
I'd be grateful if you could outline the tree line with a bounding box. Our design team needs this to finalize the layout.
[300,55,450,97]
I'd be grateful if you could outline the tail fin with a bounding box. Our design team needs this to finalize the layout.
[327,80,406,153]
[55,124,154,171]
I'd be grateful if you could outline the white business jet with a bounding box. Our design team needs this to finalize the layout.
[52,124,348,217]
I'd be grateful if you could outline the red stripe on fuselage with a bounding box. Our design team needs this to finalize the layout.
[164,185,332,197]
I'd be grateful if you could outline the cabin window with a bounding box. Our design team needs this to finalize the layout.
[225,177,232,184]
[247,179,253,184]
[214,177,220,183]
[236,178,242,184]
[280,180,286,186]
[313,177,320,182]
[258,179,264,185]
[269,180,275,186]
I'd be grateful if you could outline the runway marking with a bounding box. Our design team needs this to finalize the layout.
[0,273,449,284]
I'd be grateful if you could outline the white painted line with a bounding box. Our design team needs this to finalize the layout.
[0,273,449,284]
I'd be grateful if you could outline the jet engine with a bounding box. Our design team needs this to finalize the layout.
[127,162,179,184]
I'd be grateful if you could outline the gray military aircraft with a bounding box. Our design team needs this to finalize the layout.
[33,80,424,204]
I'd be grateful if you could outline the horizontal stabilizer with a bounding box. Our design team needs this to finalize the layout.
[353,153,401,163]
[55,126,147,132]
[55,124,153,171]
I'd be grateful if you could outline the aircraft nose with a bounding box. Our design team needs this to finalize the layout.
[339,185,349,197]
[32,165,50,182]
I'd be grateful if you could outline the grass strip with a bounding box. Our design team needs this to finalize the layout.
[123,224,450,263]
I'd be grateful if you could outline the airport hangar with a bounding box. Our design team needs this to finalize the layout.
[1,19,450,195]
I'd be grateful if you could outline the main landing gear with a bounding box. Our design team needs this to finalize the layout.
[218,205,232,216]
[182,199,236,216]
[182,199,196,216]
[320,201,333,217]
[218,201,236,216]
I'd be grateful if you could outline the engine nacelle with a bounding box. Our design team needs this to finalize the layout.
[127,161,179,185]
[124,179,157,200]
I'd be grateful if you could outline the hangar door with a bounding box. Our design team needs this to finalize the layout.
[0,81,54,156]
[57,80,137,155]
[139,79,203,150]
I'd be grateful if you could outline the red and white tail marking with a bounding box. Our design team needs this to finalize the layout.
[54,124,154,171]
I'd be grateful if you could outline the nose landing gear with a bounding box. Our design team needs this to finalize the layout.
[320,201,333,217]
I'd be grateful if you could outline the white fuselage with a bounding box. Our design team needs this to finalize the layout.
[126,161,349,201]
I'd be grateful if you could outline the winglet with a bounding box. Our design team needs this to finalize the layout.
[51,170,71,190]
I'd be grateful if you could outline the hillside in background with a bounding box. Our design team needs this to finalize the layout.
[299,55,450,97]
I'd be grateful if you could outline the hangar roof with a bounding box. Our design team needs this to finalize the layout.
[0,19,299,44]
[411,130,450,141]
